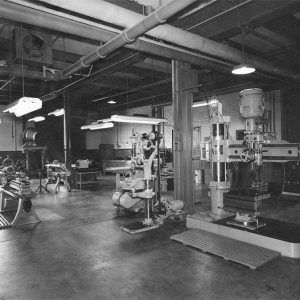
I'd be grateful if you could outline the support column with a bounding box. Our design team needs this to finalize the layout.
[152,105,163,203]
[63,93,71,168]
[172,60,197,213]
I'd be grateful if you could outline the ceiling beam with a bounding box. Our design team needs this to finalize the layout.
[0,0,235,78]
[212,1,300,42]
[33,0,300,81]
[264,15,300,44]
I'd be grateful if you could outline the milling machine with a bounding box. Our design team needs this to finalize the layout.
[112,131,184,234]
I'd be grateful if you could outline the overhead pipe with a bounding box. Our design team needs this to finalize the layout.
[0,65,53,80]
[1,1,234,76]
[59,0,204,77]
[35,0,299,81]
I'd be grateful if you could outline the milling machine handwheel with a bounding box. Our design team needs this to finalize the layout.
[240,148,256,163]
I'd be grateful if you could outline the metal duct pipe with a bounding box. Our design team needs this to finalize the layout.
[1,1,232,76]
[0,66,47,80]
[35,0,299,80]
[60,0,202,77]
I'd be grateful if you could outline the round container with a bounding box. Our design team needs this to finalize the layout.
[23,127,40,145]
[239,88,264,118]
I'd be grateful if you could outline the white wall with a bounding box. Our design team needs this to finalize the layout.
[0,105,23,151]
[86,105,155,150]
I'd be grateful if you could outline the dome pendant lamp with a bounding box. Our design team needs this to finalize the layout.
[232,25,255,75]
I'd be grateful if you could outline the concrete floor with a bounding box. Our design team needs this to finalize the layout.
[0,176,299,300]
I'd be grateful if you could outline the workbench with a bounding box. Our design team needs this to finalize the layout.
[76,170,102,190]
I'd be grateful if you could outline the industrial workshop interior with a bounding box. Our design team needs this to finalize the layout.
[0,0,300,299]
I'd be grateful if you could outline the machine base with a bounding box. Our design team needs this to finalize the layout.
[121,221,159,234]
[186,212,300,258]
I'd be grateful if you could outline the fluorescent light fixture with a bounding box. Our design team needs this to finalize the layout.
[48,108,65,116]
[96,118,112,123]
[3,97,42,117]
[90,122,114,130]
[110,115,168,125]
[107,100,116,104]
[28,116,45,122]
[81,122,114,130]
[193,101,209,108]
[232,63,256,75]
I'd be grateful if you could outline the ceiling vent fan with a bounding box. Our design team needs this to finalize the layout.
[13,27,53,64]
[22,33,45,59]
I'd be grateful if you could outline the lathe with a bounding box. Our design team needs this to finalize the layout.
[185,88,300,258]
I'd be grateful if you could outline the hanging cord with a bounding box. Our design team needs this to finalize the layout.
[10,73,14,140]
[63,37,66,68]
[151,58,154,107]
[237,10,247,64]
[126,74,129,112]
[241,24,246,64]
[21,24,24,98]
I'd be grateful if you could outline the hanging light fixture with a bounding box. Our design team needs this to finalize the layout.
[98,118,113,123]
[3,97,43,117]
[110,115,168,125]
[193,101,209,108]
[81,122,114,131]
[107,100,116,104]
[48,108,65,116]
[28,116,45,122]
[232,25,255,75]
[2,25,42,117]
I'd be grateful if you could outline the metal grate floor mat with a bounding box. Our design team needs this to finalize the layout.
[171,229,280,270]
[0,213,10,229]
